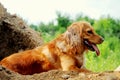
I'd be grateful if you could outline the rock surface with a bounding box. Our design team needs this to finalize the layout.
[0,3,43,60]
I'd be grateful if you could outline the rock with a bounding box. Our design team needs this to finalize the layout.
[61,74,70,79]
[0,3,43,60]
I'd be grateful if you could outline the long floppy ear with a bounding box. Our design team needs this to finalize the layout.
[65,23,83,46]
[67,23,84,38]
[67,24,81,35]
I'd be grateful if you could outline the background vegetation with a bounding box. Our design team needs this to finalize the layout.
[30,12,120,72]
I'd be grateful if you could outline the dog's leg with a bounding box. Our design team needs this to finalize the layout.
[60,54,75,71]
[60,54,91,73]
[69,65,92,73]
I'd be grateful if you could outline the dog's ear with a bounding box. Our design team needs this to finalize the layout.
[65,23,83,46]
[67,24,78,35]
[67,23,83,37]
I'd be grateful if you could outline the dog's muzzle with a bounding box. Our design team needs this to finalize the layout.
[84,39,100,56]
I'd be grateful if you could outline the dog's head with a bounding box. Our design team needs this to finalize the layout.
[67,21,104,56]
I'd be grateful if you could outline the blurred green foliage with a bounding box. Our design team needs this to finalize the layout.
[30,12,120,72]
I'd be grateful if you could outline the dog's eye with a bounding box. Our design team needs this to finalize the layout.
[87,30,93,34]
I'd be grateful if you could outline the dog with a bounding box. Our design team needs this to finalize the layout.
[0,21,104,75]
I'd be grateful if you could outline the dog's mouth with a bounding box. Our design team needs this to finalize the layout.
[83,39,100,56]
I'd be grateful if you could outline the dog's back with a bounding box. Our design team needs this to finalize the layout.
[0,47,56,75]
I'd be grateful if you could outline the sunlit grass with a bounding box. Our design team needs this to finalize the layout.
[85,37,120,72]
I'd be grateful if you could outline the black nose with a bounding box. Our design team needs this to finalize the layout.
[100,37,104,42]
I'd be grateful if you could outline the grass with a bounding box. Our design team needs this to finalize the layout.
[85,37,120,72]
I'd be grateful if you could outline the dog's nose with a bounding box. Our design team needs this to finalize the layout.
[100,37,104,43]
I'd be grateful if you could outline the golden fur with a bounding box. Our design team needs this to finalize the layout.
[0,21,104,75]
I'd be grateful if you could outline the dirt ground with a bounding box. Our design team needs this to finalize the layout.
[0,65,120,80]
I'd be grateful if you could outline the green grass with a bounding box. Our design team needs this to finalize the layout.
[85,37,120,72]
[42,31,62,43]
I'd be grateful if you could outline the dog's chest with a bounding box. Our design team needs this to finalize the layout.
[75,54,85,68]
